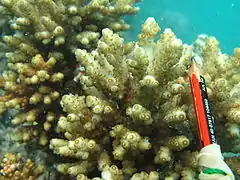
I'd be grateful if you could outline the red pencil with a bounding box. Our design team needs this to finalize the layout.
[189,58,217,149]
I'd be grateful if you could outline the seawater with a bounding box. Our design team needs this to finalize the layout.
[123,0,240,54]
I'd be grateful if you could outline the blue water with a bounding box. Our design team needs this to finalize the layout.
[123,0,240,54]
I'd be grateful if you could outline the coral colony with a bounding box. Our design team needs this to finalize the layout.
[0,0,239,179]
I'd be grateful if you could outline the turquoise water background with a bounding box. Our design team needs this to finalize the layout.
[123,0,240,54]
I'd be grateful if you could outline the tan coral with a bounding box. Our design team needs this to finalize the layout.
[1,1,240,178]
[0,153,45,180]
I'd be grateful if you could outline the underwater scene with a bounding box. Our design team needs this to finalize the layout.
[0,0,239,179]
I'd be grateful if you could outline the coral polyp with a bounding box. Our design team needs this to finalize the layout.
[0,0,239,179]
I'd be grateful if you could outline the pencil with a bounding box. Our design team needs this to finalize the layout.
[188,57,217,148]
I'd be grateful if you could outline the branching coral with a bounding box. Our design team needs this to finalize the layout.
[0,0,240,179]
[48,19,193,178]
[0,0,140,146]
[49,17,240,178]
[0,152,45,179]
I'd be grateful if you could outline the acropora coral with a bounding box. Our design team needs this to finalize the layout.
[0,152,45,179]
[0,0,140,145]
[0,0,239,179]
